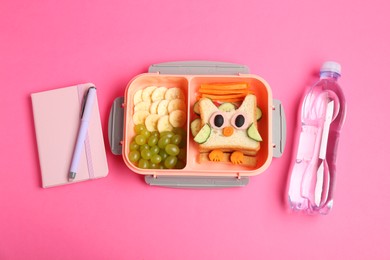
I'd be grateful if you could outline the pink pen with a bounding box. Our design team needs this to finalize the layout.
[68,87,97,181]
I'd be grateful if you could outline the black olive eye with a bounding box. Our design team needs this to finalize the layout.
[214,114,224,127]
[231,112,249,129]
[235,115,245,127]
[210,112,227,129]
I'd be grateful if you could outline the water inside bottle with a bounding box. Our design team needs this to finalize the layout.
[288,84,342,214]
[288,62,346,215]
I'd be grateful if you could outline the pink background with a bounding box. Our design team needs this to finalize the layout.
[1,0,389,259]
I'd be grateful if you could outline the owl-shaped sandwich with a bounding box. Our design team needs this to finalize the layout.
[193,94,262,165]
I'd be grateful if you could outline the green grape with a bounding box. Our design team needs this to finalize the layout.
[149,162,159,169]
[151,131,159,138]
[164,155,177,169]
[150,145,160,155]
[141,149,152,160]
[160,131,174,139]
[151,154,162,164]
[129,141,139,151]
[128,151,140,163]
[148,136,158,146]
[134,124,146,134]
[165,144,180,156]
[178,148,186,161]
[159,149,169,161]
[170,134,182,145]
[138,159,149,169]
[158,136,170,149]
[135,135,146,145]
[175,160,186,169]
[159,165,165,169]
[140,144,150,151]
[140,129,151,139]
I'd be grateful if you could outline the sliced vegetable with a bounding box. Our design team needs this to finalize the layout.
[194,123,211,144]
[196,83,254,103]
[200,83,248,90]
[209,98,245,103]
[201,93,248,100]
[256,107,262,120]
[218,102,236,112]
[193,101,200,115]
[247,123,262,142]
[190,118,201,137]
[198,89,254,95]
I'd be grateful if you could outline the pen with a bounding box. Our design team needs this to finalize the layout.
[68,87,97,182]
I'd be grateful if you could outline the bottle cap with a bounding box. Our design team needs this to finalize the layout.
[320,61,341,75]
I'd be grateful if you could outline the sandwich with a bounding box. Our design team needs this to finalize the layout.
[191,94,262,165]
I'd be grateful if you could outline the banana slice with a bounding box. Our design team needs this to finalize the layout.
[157,115,173,132]
[168,99,186,113]
[132,111,150,125]
[145,114,161,132]
[134,101,151,112]
[157,99,169,115]
[133,89,143,105]
[165,87,185,100]
[169,110,186,128]
[150,101,160,114]
[142,86,157,102]
[151,87,167,102]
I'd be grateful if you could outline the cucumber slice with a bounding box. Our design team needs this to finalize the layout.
[194,123,211,144]
[193,101,200,115]
[247,123,262,142]
[218,102,236,112]
[190,118,201,137]
[256,107,262,120]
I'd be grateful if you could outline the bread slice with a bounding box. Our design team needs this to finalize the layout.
[198,94,260,155]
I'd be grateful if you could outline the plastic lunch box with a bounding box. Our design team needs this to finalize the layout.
[108,61,286,188]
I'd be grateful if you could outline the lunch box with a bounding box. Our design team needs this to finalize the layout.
[109,61,286,188]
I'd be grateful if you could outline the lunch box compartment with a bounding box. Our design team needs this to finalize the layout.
[186,76,272,175]
[123,75,189,174]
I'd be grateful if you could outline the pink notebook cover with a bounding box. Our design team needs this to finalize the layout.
[31,83,109,188]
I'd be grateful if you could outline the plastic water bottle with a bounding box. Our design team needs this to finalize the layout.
[287,61,347,215]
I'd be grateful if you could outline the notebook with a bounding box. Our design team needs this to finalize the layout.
[31,83,109,188]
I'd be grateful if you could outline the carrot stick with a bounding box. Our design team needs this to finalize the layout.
[201,93,248,100]
[215,98,244,103]
[200,83,248,90]
[196,96,244,103]
[198,89,254,95]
